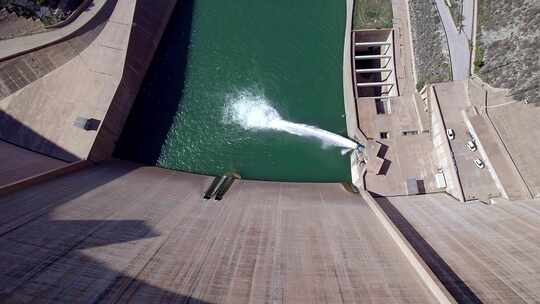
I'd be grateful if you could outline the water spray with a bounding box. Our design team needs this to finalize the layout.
[224,91,362,154]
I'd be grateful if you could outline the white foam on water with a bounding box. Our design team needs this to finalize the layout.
[223,91,358,151]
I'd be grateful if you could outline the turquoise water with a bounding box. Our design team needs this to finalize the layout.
[118,0,351,182]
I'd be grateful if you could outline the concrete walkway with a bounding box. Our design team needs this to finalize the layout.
[433,0,471,80]
[0,0,108,61]
[343,0,367,145]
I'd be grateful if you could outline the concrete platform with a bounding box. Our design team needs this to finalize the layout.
[357,96,438,196]
[382,193,540,303]
[0,161,437,303]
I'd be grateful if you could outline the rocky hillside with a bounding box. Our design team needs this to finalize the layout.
[0,0,83,26]
[476,0,540,103]
[0,8,44,39]
[409,0,452,90]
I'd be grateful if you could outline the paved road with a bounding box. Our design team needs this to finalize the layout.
[434,82,498,200]
[391,0,417,96]
[462,0,475,41]
[433,0,471,80]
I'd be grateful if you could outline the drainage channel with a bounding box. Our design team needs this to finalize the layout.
[203,174,239,201]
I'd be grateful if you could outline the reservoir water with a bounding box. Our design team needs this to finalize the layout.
[116,0,351,182]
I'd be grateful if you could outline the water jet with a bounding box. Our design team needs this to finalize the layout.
[224,91,363,154]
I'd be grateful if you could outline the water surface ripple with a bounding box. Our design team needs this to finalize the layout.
[118,0,349,182]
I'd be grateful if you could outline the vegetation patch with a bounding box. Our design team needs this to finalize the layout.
[0,0,83,26]
[353,0,393,30]
[476,0,540,103]
[473,44,484,73]
[408,0,452,88]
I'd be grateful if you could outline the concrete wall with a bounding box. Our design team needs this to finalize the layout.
[352,30,397,98]
[344,0,368,189]
[385,31,398,96]
[429,86,464,201]
[89,0,179,161]
[387,193,540,303]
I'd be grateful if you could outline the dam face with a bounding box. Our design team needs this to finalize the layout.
[116,0,350,182]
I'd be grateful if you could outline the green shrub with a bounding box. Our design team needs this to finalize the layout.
[416,80,425,92]
[473,46,485,72]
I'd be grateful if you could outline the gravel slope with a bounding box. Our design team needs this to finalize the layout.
[409,0,452,89]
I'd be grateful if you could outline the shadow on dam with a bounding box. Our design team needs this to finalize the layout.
[114,0,195,164]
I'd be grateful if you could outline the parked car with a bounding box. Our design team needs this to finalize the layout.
[474,158,485,169]
[466,140,477,152]
[446,128,455,140]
